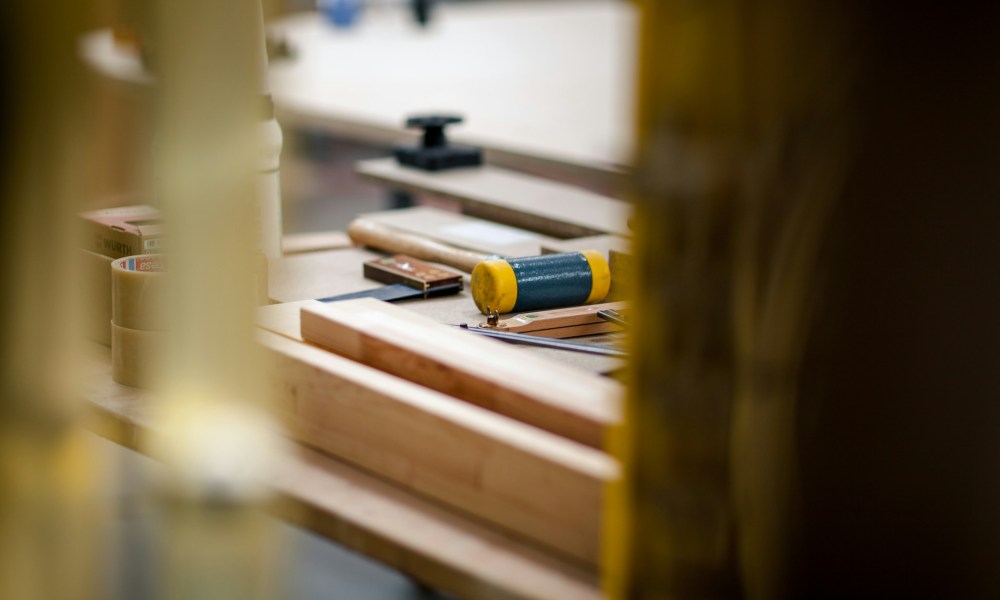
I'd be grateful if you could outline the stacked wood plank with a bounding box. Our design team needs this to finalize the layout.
[260,328,618,566]
[253,286,625,598]
[298,298,621,448]
[356,158,632,239]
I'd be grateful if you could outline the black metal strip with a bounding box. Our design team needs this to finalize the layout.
[457,324,628,357]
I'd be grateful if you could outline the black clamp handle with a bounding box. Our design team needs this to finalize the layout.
[395,114,482,172]
[406,115,462,149]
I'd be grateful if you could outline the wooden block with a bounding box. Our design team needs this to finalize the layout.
[541,234,631,258]
[82,345,601,600]
[273,448,602,600]
[357,158,633,239]
[299,298,622,449]
[256,300,321,341]
[358,206,558,258]
[260,329,617,566]
[267,247,386,303]
[258,299,626,376]
[280,230,352,255]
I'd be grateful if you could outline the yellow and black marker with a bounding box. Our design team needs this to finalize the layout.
[470,251,611,315]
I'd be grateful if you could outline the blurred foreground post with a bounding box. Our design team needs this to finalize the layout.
[0,3,108,600]
[610,1,1000,597]
[151,0,286,598]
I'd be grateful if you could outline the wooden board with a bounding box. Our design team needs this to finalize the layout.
[260,329,617,566]
[258,299,626,376]
[281,230,352,255]
[357,206,558,258]
[300,298,623,449]
[357,159,633,239]
[541,235,632,258]
[82,347,600,600]
[267,247,386,303]
[257,300,319,341]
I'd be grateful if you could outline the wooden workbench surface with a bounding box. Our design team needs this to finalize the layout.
[80,0,637,185]
[266,247,626,375]
[84,346,601,600]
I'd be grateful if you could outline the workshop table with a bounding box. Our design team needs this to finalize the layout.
[79,0,637,189]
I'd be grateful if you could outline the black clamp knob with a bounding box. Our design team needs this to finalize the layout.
[395,114,483,172]
[412,0,433,27]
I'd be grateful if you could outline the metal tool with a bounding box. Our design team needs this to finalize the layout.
[319,281,461,303]
[597,308,628,328]
[456,323,627,357]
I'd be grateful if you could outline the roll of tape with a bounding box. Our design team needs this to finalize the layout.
[471,251,611,315]
[111,321,165,388]
[112,254,168,331]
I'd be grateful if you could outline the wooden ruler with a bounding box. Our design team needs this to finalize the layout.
[480,301,628,339]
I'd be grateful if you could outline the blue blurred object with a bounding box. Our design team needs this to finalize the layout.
[319,0,363,29]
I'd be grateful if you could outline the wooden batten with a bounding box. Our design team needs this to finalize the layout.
[299,298,623,449]
[357,158,632,239]
[84,345,601,600]
[259,328,618,566]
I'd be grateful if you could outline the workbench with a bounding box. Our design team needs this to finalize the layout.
[79,2,634,593]
[86,237,622,600]
[79,0,637,189]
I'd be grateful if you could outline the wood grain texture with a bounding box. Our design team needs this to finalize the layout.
[258,298,626,375]
[280,230,352,255]
[260,328,618,566]
[357,159,633,239]
[541,235,632,258]
[82,346,600,600]
[347,219,487,273]
[484,301,628,334]
[299,298,623,449]
[356,206,558,258]
[267,247,386,303]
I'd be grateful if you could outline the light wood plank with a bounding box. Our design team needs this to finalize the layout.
[357,158,633,239]
[300,298,623,449]
[347,218,488,273]
[83,347,601,600]
[267,247,385,303]
[357,206,558,258]
[258,299,626,376]
[260,329,618,566]
[541,235,632,258]
[281,230,352,255]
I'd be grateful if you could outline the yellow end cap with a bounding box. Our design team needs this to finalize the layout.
[581,250,611,304]
[471,258,518,315]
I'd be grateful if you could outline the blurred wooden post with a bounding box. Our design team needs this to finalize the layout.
[150,0,286,598]
[608,0,1000,597]
[0,3,108,600]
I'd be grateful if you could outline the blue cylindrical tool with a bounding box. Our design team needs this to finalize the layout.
[470,251,611,315]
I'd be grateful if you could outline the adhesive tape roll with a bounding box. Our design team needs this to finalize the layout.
[111,321,165,388]
[112,254,168,331]
[471,250,611,315]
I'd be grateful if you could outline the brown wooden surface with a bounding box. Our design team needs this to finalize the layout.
[347,219,487,273]
[257,299,627,376]
[300,299,623,449]
[280,230,352,255]
[261,328,617,566]
[267,246,386,303]
[358,206,559,258]
[83,345,600,600]
[358,159,633,239]
[540,235,631,258]
[488,301,628,334]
